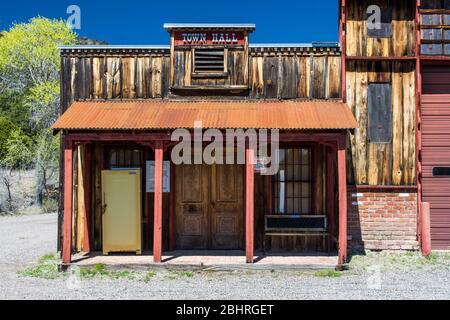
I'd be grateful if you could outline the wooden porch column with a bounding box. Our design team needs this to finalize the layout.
[82,144,91,253]
[326,146,336,251]
[337,135,348,265]
[245,146,254,263]
[62,137,73,265]
[169,161,175,251]
[153,141,163,263]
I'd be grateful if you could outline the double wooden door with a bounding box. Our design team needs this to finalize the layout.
[175,164,244,250]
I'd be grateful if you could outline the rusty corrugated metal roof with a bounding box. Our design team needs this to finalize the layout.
[52,100,357,131]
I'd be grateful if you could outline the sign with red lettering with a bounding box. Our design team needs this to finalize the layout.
[174,31,245,46]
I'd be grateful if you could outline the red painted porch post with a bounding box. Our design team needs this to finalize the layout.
[62,137,73,265]
[245,146,254,263]
[421,202,432,256]
[82,143,91,253]
[169,161,175,251]
[153,141,163,263]
[337,135,348,265]
[326,146,336,251]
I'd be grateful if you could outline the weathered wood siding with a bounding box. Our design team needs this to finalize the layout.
[172,48,248,87]
[249,50,341,99]
[60,51,171,112]
[346,61,416,186]
[346,0,416,57]
[60,47,342,105]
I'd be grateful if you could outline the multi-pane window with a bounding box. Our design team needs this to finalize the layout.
[420,1,450,55]
[106,147,141,169]
[272,148,312,215]
[420,0,450,10]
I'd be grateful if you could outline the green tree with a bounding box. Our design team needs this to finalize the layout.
[0,116,17,158]
[0,17,77,207]
[0,17,77,91]
[0,91,30,134]
[27,81,60,132]
[0,126,33,212]
[34,130,60,206]
[0,127,33,169]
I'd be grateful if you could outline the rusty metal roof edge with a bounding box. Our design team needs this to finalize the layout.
[250,42,340,48]
[163,23,256,31]
[58,45,170,51]
[68,98,346,104]
[53,126,354,131]
[53,99,357,131]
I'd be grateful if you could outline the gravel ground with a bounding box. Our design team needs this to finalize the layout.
[0,214,449,300]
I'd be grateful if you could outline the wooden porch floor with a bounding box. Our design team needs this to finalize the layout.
[72,251,338,271]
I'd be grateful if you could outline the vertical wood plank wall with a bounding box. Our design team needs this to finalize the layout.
[345,0,417,186]
[346,0,416,57]
[61,52,171,112]
[60,48,342,106]
[346,61,416,186]
[249,52,341,99]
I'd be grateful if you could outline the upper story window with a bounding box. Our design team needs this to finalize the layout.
[367,6,392,38]
[192,48,227,77]
[368,82,392,144]
[420,0,450,56]
[420,0,450,9]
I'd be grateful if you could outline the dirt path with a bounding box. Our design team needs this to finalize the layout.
[0,214,449,300]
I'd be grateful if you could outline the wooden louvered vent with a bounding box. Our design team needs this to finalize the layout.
[194,49,225,73]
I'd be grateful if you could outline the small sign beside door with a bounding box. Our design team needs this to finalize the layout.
[254,156,270,174]
[146,161,170,193]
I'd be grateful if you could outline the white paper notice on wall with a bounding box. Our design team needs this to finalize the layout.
[254,156,270,174]
[146,161,170,193]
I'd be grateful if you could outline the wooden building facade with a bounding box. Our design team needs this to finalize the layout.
[340,0,450,251]
[53,1,450,268]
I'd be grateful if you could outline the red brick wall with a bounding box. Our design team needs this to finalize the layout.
[347,189,419,251]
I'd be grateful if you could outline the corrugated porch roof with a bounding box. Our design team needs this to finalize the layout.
[52,100,357,131]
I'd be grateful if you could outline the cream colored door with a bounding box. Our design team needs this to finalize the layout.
[102,170,142,255]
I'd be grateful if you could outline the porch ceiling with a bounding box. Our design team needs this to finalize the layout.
[52,100,357,131]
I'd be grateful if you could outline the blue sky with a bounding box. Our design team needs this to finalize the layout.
[1,0,339,44]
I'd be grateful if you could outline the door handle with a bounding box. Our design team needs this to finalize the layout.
[211,201,216,209]
[102,192,107,214]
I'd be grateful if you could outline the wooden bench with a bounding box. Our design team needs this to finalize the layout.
[263,215,328,252]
